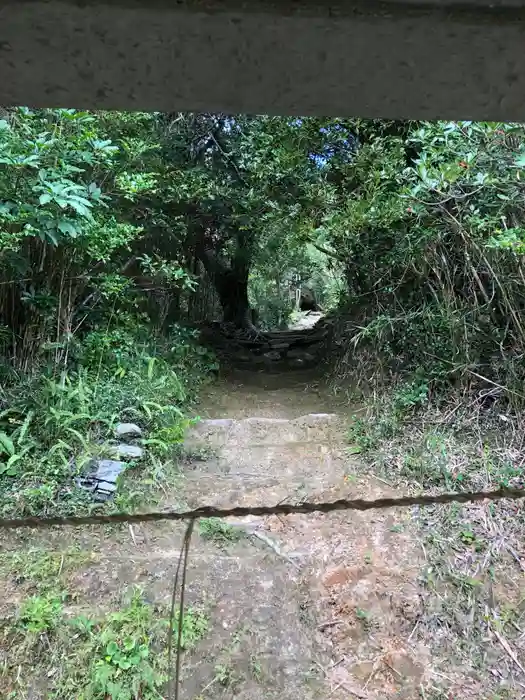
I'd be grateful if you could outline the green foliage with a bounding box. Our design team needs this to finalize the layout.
[2,109,525,523]
[170,606,210,651]
[75,594,208,700]
[325,120,525,402]
[198,517,245,545]
[0,327,211,517]
[7,581,209,700]
[392,376,429,411]
[19,592,64,635]
[81,592,163,700]
[0,548,90,593]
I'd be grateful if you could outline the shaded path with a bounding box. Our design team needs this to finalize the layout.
[0,370,430,700]
[178,371,429,699]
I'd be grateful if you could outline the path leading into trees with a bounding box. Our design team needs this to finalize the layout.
[198,315,331,371]
[176,369,430,699]
[1,370,453,698]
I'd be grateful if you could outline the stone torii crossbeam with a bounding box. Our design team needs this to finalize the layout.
[1,0,524,119]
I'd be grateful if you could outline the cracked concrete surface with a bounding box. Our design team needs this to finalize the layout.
[1,0,525,119]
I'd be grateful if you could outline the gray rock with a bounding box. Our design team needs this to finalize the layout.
[92,459,127,482]
[289,358,306,368]
[109,444,144,460]
[269,341,290,351]
[287,349,315,361]
[115,422,142,438]
[96,480,118,493]
[263,350,282,361]
[77,459,127,501]
[93,481,118,501]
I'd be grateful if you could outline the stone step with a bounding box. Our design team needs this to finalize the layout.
[186,441,345,478]
[0,541,308,624]
[186,413,340,447]
[181,443,347,508]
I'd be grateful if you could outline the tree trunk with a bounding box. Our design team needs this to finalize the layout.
[219,271,253,328]
[196,241,255,330]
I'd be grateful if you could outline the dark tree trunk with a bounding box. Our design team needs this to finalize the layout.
[196,239,255,330]
[219,271,253,328]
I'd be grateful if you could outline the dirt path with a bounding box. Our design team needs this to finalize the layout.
[0,370,430,699]
[178,370,429,699]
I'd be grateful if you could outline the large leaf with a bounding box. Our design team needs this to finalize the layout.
[39,192,53,205]
[0,432,15,457]
[57,219,80,237]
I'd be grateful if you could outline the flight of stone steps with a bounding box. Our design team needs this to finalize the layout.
[198,316,333,370]
[182,412,346,512]
[1,404,424,700]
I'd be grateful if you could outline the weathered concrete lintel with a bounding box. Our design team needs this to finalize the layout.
[1,0,525,120]
[5,0,525,14]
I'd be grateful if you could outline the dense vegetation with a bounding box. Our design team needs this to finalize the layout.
[2,109,525,700]
[1,110,525,518]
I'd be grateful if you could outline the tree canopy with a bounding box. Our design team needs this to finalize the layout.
[1,109,524,389]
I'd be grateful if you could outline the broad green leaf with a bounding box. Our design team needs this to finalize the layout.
[57,219,79,236]
[39,193,52,205]
[0,432,15,456]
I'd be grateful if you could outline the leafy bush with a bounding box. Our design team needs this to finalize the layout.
[0,325,214,517]
[324,121,525,405]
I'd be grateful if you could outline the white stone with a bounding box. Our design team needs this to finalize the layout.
[110,444,144,460]
[115,423,143,438]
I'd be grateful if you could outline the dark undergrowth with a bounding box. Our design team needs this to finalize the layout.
[0,326,217,519]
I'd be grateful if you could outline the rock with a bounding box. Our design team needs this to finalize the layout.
[109,444,144,460]
[115,422,142,438]
[263,351,282,361]
[287,349,315,361]
[85,479,119,502]
[92,458,127,482]
[77,459,127,502]
[289,358,306,368]
[268,341,290,351]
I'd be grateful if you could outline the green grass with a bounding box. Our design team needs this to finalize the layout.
[0,541,211,700]
[19,591,64,635]
[2,586,210,700]
[0,547,92,591]
[0,327,217,520]
[347,383,525,699]
[198,518,245,546]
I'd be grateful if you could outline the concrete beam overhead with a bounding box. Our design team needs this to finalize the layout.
[1,0,525,119]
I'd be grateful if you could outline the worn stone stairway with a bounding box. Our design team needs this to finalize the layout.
[198,315,332,369]
[172,390,427,700]
[0,374,427,700]
[183,413,343,509]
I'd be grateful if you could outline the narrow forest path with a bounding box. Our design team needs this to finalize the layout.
[175,370,429,699]
[0,370,431,700]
